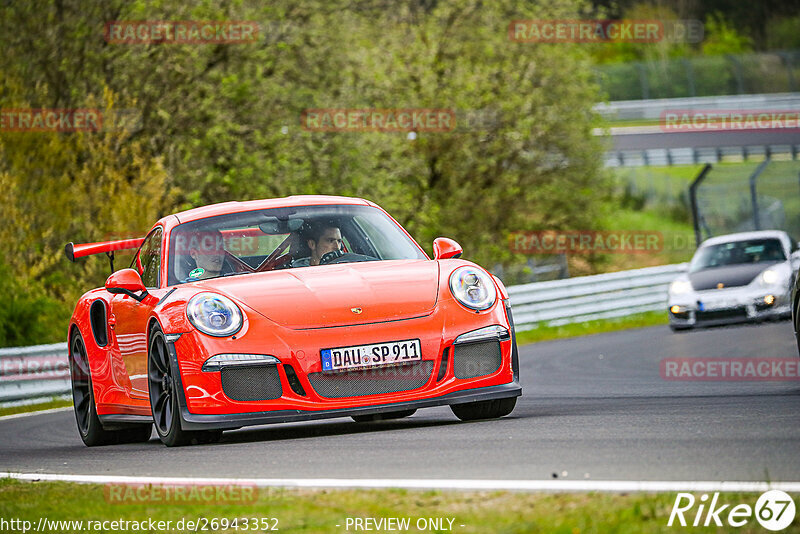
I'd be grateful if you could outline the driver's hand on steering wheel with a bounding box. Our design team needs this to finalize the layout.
[319,249,344,265]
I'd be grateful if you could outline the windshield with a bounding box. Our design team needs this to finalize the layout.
[690,238,786,272]
[167,204,426,285]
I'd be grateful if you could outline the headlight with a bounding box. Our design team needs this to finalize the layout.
[760,268,780,285]
[187,293,243,337]
[669,280,692,295]
[449,266,497,311]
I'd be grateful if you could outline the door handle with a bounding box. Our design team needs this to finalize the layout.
[108,314,116,330]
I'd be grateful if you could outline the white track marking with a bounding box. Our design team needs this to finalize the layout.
[1,472,799,493]
[0,407,71,421]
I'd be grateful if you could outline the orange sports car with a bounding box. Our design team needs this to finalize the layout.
[65,196,521,446]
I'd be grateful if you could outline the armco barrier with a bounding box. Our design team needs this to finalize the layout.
[0,263,687,402]
[0,343,69,402]
[508,263,686,330]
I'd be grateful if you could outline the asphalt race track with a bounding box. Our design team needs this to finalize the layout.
[2,321,799,482]
[610,127,800,151]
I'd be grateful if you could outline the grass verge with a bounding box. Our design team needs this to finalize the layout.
[2,479,795,533]
[0,397,72,418]
[516,311,668,345]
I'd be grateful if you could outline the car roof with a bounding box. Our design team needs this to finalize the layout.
[699,230,790,248]
[160,195,374,225]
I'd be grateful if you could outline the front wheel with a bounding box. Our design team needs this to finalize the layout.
[70,333,151,446]
[148,327,222,446]
[450,397,516,421]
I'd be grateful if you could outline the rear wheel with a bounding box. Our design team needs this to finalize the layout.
[70,333,151,446]
[450,397,516,421]
[148,327,222,446]
[352,409,416,423]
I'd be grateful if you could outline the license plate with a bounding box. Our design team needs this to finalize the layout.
[320,339,422,372]
[699,299,736,311]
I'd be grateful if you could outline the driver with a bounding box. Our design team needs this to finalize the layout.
[292,223,343,267]
[187,229,228,279]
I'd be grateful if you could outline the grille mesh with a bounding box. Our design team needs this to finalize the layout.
[220,365,283,401]
[696,308,748,321]
[308,361,434,398]
[453,341,502,379]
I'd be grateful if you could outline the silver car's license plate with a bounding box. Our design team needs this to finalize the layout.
[320,339,422,372]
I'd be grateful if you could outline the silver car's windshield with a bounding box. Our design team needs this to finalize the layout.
[167,204,426,285]
[690,238,786,272]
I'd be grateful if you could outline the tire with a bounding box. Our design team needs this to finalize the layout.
[795,314,800,356]
[450,397,516,422]
[148,326,222,446]
[352,409,416,423]
[70,333,152,446]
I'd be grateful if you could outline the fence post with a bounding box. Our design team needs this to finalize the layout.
[689,164,713,247]
[635,62,650,100]
[748,157,771,231]
[683,58,696,97]
[726,54,745,94]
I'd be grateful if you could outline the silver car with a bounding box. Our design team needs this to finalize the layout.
[668,230,799,331]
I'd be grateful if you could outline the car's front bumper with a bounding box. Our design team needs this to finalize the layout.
[173,378,521,430]
[163,300,522,431]
[668,287,791,329]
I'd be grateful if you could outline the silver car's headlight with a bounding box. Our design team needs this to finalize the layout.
[187,292,243,337]
[669,280,692,295]
[759,268,781,286]
[449,266,497,311]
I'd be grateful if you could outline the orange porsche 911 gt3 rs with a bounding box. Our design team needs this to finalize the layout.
[65,196,521,446]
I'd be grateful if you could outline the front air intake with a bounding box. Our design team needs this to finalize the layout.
[220,365,283,401]
[453,340,502,379]
[308,361,434,398]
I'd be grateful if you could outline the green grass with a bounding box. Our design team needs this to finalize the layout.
[516,311,668,345]
[0,397,72,418]
[2,479,795,533]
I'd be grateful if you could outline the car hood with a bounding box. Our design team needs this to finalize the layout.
[688,262,780,291]
[198,260,440,329]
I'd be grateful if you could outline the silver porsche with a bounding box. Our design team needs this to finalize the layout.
[668,230,799,331]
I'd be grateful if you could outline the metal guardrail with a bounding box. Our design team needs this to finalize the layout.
[0,343,69,402]
[0,263,688,402]
[595,92,800,122]
[508,263,687,331]
[604,144,800,168]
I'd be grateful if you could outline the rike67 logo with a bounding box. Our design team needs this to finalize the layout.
[668,491,796,530]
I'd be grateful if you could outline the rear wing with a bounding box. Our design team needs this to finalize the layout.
[65,238,145,272]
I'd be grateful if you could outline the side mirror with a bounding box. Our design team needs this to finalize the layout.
[106,268,149,302]
[433,237,463,260]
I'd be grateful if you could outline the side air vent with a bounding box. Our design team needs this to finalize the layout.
[89,300,108,347]
[436,348,450,382]
[283,364,307,397]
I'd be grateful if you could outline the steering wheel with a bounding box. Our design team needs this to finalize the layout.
[319,249,344,265]
[319,251,379,265]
